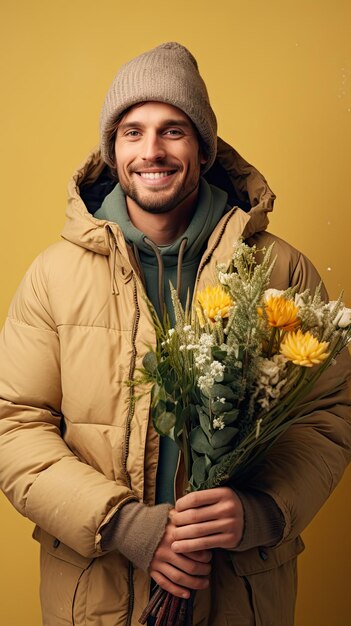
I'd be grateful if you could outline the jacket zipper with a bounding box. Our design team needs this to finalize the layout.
[109,231,140,491]
[109,232,140,626]
[124,273,140,626]
[121,272,140,490]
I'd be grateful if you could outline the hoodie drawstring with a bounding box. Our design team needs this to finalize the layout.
[143,236,188,320]
[176,237,188,298]
[144,237,165,319]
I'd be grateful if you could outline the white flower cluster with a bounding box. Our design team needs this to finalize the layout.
[213,416,225,430]
[255,354,288,410]
[197,360,225,393]
[216,396,226,404]
[193,333,214,366]
[179,325,197,351]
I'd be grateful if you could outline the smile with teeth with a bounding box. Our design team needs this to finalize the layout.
[138,171,174,179]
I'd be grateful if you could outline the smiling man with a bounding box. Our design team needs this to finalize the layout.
[0,42,350,626]
[115,102,206,216]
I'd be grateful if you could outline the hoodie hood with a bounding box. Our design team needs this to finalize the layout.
[61,136,276,253]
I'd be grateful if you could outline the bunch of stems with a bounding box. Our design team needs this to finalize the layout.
[139,587,194,626]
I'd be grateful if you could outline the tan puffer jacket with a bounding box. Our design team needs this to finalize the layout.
[0,139,350,626]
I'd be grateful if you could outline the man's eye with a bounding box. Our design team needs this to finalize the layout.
[165,129,182,136]
[125,130,140,137]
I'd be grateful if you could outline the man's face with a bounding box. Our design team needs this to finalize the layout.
[114,102,206,214]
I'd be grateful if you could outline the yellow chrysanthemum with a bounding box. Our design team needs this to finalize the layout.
[280,330,330,367]
[262,296,300,331]
[196,285,233,323]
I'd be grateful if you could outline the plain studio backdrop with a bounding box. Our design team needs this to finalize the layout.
[1,1,350,624]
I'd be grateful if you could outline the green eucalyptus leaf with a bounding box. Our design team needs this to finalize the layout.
[160,387,168,402]
[143,351,158,374]
[191,448,200,461]
[197,401,210,417]
[210,426,238,449]
[211,348,228,362]
[208,445,232,462]
[151,382,160,404]
[203,384,237,401]
[190,426,212,454]
[222,409,239,425]
[164,377,176,394]
[211,401,233,414]
[154,399,167,414]
[192,454,212,486]
[198,409,211,437]
[174,405,190,431]
[188,476,196,490]
[154,411,176,436]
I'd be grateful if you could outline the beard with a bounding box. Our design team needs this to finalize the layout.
[117,162,201,215]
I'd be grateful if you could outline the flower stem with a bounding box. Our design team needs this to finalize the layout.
[139,586,166,624]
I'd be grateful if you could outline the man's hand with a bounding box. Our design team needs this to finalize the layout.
[149,513,212,599]
[170,487,244,553]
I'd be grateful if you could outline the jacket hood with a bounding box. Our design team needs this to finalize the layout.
[61,137,276,253]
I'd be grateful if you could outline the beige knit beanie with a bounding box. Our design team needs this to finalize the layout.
[100,42,217,173]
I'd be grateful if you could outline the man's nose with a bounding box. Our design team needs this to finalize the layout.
[141,132,166,161]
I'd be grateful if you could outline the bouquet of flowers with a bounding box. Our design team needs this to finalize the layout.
[138,240,351,626]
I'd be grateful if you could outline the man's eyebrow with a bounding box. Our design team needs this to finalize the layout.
[159,119,193,128]
[118,118,193,131]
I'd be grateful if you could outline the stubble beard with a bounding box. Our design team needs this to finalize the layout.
[118,166,201,215]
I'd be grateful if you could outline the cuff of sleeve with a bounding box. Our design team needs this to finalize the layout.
[100,501,172,571]
[234,489,285,552]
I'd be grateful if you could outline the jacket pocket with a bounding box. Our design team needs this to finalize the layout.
[33,526,93,626]
[229,536,305,626]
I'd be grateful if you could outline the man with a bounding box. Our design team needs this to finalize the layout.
[0,42,350,626]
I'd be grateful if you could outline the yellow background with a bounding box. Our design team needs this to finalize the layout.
[1,1,350,624]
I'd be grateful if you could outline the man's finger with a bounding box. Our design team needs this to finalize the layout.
[152,562,210,591]
[172,503,219,526]
[150,570,190,599]
[172,533,234,553]
[175,489,223,512]
[173,518,231,540]
[186,550,213,563]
